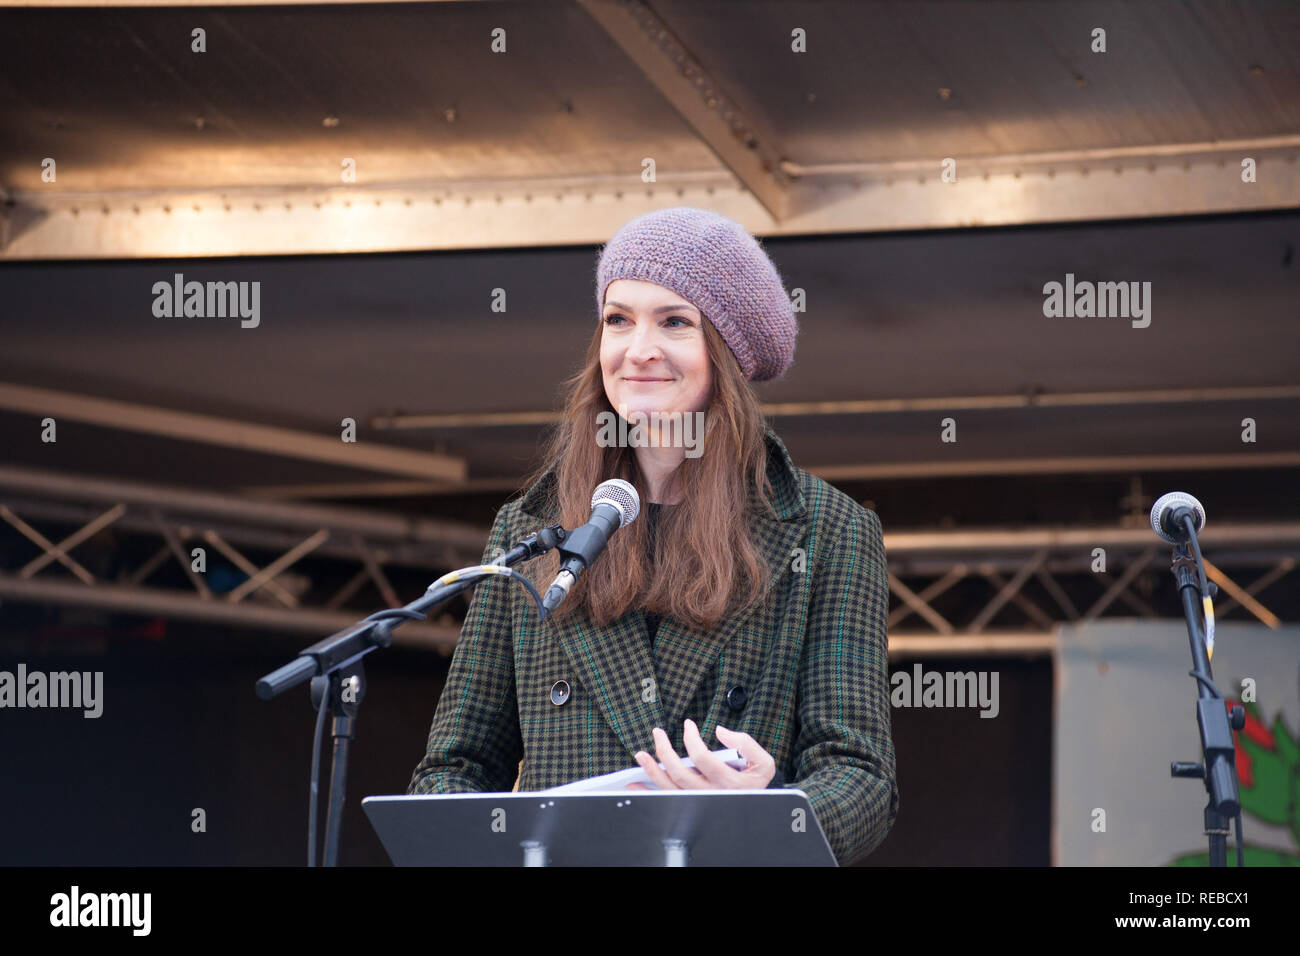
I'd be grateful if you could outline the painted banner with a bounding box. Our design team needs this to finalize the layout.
[1055,619,1299,866]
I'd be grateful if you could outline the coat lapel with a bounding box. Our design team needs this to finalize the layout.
[518,427,807,757]
[547,600,666,758]
[520,466,665,758]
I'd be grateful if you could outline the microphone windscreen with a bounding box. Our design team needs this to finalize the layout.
[591,478,640,527]
[1149,491,1206,543]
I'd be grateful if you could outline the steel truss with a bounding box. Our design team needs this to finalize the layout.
[0,463,485,650]
[1,463,1295,656]
[885,527,1298,656]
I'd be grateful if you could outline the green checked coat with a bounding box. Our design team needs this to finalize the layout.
[408,427,899,865]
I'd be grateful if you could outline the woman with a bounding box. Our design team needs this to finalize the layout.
[408,207,898,865]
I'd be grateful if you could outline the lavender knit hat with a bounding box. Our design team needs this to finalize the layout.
[595,207,798,381]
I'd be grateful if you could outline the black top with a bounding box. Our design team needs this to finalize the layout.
[643,502,668,643]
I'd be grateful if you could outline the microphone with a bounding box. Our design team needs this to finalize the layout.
[1149,491,1207,544]
[542,479,640,614]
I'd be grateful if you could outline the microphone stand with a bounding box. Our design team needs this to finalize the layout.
[1165,520,1245,867]
[255,524,566,866]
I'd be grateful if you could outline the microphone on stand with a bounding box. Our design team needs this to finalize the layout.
[541,479,640,615]
[1149,491,1207,544]
[1149,491,1214,644]
[1149,493,1244,865]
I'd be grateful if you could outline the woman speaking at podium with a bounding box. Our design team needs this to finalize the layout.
[408,207,898,865]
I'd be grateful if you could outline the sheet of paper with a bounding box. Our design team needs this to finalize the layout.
[542,748,747,793]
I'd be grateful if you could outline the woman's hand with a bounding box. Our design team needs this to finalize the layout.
[627,718,776,790]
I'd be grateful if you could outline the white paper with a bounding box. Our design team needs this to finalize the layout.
[542,748,747,793]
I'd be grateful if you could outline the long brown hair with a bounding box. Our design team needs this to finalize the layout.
[519,316,776,632]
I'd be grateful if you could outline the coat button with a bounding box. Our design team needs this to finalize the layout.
[550,680,571,706]
[726,685,747,711]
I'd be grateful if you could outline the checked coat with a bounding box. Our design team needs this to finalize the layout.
[407,427,899,865]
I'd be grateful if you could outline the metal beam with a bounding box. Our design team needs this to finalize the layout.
[968,550,1048,633]
[1214,558,1296,617]
[1034,566,1080,622]
[887,571,956,635]
[373,384,1300,430]
[0,461,486,551]
[1080,548,1158,622]
[977,563,1059,631]
[237,448,1300,499]
[5,140,1296,260]
[0,494,480,570]
[240,477,518,502]
[888,550,1295,579]
[811,453,1300,483]
[15,502,125,580]
[0,503,99,585]
[1203,559,1281,629]
[884,524,1300,552]
[343,382,1300,496]
[352,534,401,609]
[575,0,791,222]
[776,135,1300,234]
[0,572,461,652]
[889,632,1057,658]
[151,508,212,600]
[783,134,1300,179]
[7,462,1295,559]
[0,173,754,261]
[0,382,467,482]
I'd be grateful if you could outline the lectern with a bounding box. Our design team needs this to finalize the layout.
[363,790,836,866]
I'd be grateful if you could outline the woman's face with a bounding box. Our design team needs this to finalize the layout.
[600,279,713,423]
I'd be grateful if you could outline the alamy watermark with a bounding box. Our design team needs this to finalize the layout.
[152,273,260,328]
[1042,273,1151,328]
[596,407,705,458]
[50,886,150,936]
[891,664,999,718]
[0,663,103,718]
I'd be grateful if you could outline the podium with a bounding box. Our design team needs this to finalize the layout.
[363,790,836,866]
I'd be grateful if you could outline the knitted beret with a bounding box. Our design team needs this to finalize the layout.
[594,207,798,381]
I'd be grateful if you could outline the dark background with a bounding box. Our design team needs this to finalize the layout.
[0,606,1051,866]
